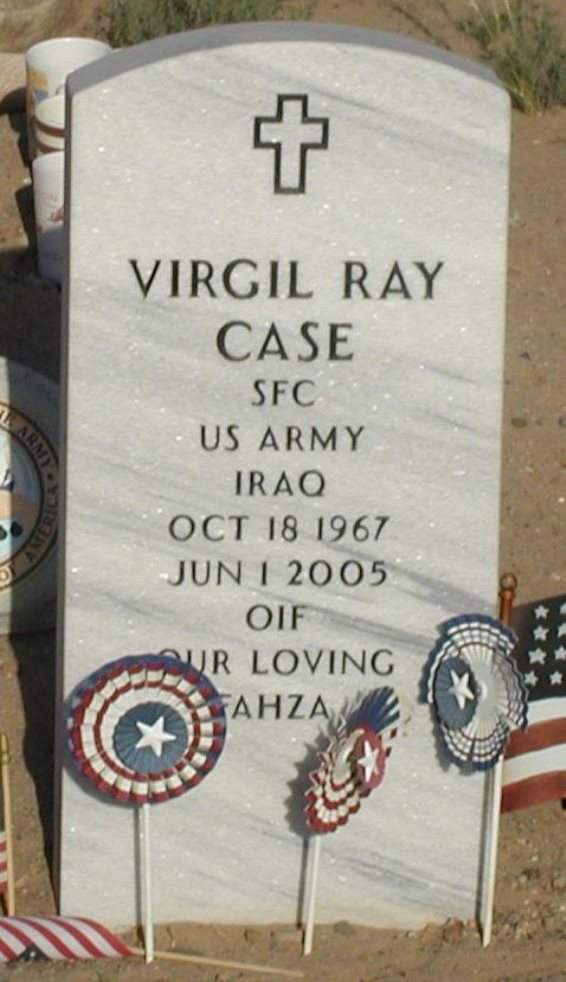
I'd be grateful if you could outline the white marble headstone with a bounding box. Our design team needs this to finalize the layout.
[57,24,510,928]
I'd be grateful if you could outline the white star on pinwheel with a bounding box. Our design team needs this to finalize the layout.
[560,603,566,616]
[448,670,475,710]
[558,623,566,638]
[528,648,546,665]
[533,626,548,641]
[534,605,549,619]
[549,671,563,686]
[524,671,538,687]
[358,739,380,784]
[555,646,566,662]
[135,716,176,757]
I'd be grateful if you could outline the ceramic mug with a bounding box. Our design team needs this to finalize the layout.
[32,150,65,283]
[34,93,65,156]
[26,36,111,159]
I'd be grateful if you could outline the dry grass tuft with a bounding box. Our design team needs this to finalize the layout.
[463,0,566,113]
[97,0,314,48]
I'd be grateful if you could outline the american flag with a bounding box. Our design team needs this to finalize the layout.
[0,916,131,962]
[502,594,566,811]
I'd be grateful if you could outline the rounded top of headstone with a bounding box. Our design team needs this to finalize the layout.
[66,21,500,98]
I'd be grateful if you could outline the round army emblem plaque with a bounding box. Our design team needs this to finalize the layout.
[0,401,58,590]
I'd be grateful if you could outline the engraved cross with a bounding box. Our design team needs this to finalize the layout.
[254,94,329,194]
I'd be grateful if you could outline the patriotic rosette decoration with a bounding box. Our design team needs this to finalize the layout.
[302,687,400,955]
[67,653,227,964]
[304,687,399,834]
[67,653,226,805]
[425,614,527,770]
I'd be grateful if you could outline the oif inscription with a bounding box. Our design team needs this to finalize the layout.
[58,24,510,930]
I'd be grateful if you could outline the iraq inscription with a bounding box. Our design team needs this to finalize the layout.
[58,24,510,928]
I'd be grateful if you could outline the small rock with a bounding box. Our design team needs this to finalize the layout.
[333,919,356,937]
[502,911,521,932]
[551,874,566,891]
[515,866,540,887]
[243,927,263,944]
[559,416,566,428]
[270,928,302,951]
[511,417,528,428]
[441,917,464,942]
[420,922,441,941]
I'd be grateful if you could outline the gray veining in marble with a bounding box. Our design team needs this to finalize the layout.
[57,24,510,928]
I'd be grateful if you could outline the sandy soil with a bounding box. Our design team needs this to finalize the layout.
[0,0,564,979]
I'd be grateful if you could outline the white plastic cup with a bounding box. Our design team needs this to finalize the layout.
[32,151,65,284]
[26,36,111,158]
[34,93,65,156]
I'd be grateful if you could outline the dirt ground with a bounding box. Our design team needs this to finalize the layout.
[0,0,564,979]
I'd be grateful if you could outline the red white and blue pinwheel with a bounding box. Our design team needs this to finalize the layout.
[304,686,399,835]
[425,614,527,770]
[303,687,400,955]
[67,653,226,805]
[67,653,227,963]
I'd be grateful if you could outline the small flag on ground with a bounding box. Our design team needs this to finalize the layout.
[0,916,131,962]
[502,593,566,811]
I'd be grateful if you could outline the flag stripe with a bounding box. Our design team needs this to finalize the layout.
[0,917,131,962]
[1,918,79,960]
[18,917,108,960]
[503,744,565,784]
[42,917,108,959]
[55,917,131,957]
[527,698,565,725]
[501,770,566,812]
[506,718,566,759]
[0,935,15,960]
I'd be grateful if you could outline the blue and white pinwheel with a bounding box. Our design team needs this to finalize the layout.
[425,614,527,770]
